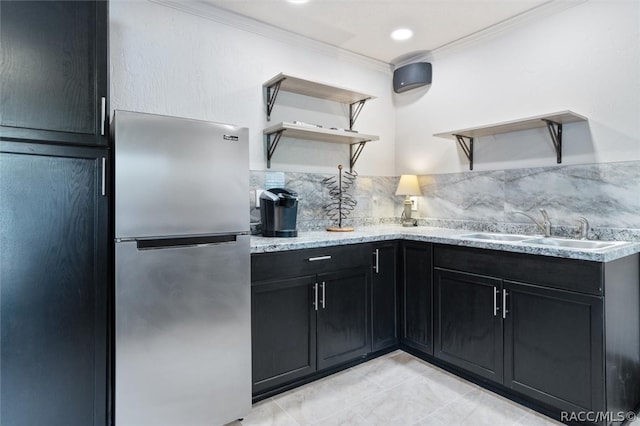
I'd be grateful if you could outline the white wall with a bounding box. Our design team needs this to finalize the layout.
[395,0,640,175]
[109,0,396,176]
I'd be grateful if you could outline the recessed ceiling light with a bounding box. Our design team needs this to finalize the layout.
[287,0,309,4]
[391,28,414,41]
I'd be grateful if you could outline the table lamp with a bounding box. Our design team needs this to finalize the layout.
[395,174,421,227]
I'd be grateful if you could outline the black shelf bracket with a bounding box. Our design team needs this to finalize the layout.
[265,79,284,122]
[543,119,562,164]
[349,141,368,172]
[455,135,474,170]
[349,99,369,130]
[265,130,284,168]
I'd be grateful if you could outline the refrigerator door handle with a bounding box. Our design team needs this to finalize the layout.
[136,235,238,250]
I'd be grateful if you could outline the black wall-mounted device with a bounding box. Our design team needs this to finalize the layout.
[393,62,432,93]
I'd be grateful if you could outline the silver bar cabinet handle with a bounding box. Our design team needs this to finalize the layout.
[321,282,326,309]
[101,157,106,196]
[373,249,379,273]
[313,283,318,311]
[100,97,106,136]
[503,289,508,319]
[308,255,331,262]
[493,287,498,317]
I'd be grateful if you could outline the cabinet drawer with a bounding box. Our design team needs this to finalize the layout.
[433,244,603,295]
[252,244,372,282]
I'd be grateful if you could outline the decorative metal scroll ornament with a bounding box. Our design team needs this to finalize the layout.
[322,165,357,232]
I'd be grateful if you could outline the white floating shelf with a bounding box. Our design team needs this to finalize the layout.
[433,110,588,170]
[264,122,379,144]
[263,122,379,171]
[263,73,376,105]
[434,111,587,139]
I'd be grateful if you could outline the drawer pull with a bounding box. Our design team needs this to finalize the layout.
[373,249,379,273]
[308,255,332,262]
[321,282,326,309]
[493,287,498,317]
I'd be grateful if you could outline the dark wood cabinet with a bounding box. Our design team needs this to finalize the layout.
[251,244,372,398]
[432,244,640,424]
[0,0,108,146]
[434,268,503,383]
[317,268,371,369]
[503,280,604,414]
[251,275,318,394]
[401,242,433,354]
[371,242,398,351]
[0,141,109,426]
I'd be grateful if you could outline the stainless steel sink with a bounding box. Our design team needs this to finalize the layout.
[460,233,534,242]
[524,238,627,250]
[459,233,631,251]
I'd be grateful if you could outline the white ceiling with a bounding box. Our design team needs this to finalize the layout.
[203,0,554,64]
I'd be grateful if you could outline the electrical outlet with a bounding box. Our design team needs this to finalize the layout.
[410,196,419,211]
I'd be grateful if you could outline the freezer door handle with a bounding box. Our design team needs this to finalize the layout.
[136,234,238,250]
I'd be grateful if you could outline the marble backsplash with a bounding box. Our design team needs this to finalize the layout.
[250,160,640,241]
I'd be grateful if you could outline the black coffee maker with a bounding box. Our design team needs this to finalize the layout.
[260,188,299,237]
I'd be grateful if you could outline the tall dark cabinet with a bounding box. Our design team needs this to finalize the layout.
[0,1,109,425]
[0,0,108,146]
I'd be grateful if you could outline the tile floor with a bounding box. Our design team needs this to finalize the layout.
[229,350,569,426]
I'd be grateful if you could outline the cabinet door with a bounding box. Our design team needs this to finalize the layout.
[252,276,317,394]
[0,1,108,146]
[371,243,398,351]
[503,280,604,413]
[434,268,503,383]
[401,242,433,354]
[317,268,371,370]
[0,142,108,426]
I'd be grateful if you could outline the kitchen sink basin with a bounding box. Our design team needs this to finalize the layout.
[459,233,631,251]
[524,238,627,250]
[460,233,535,242]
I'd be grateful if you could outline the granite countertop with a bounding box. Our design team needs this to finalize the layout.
[250,225,640,262]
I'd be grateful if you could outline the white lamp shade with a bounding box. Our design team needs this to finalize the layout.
[395,174,421,196]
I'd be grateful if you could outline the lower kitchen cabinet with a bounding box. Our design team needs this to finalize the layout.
[317,268,371,370]
[251,244,373,398]
[0,141,109,426]
[432,244,639,425]
[371,242,398,351]
[252,239,639,424]
[400,241,433,354]
[434,267,603,413]
[503,280,603,414]
[252,275,318,394]
[434,269,503,383]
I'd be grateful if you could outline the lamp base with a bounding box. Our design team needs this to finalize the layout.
[402,219,417,227]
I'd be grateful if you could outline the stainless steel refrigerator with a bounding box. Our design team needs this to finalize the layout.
[113,110,250,426]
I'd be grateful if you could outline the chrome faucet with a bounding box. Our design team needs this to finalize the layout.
[576,217,590,240]
[512,208,552,237]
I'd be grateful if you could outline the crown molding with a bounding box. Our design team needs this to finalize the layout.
[150,0,392,74]
[429,0,587,60]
